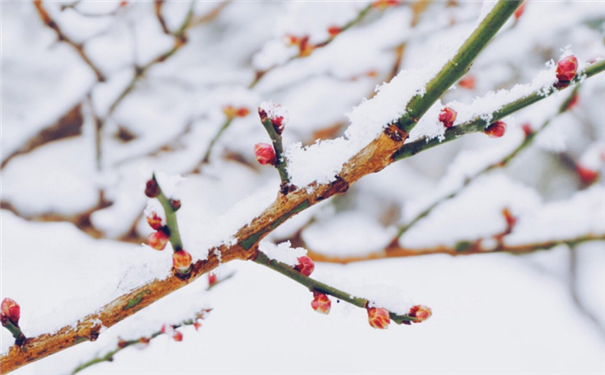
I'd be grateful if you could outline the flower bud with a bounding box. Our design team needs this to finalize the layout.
[439,107,457,128]
[502,208,517,230]
[458,75,476,90]
[485,121,507,138]
[169,199,181,211]
[408,305,432,323]
[566,93,579,111]
[328,26,342,38]
[134,337,150,350]
[521,123,533,137]
[254,143,277,166]
[145,179,160,198]
[556,55,578,83]
[223,105,237,119]
[148,230,169,250]
[208,272,217,286]
[236,107,250,118]
[576,165,599,185]
[294,256,315,277]
[146,212,163,230]
[173,331,183,342]
[372,0,401,10]
[367,307,390,329]
[193,322,202,331]
[514,1,526,20]
[311,292,331,314]
[272,116,285,135]
[119,1,128,7]
[173,249,193,274]
[1,298,20,326]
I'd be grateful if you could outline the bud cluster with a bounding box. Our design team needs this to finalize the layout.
[284,35,314,57]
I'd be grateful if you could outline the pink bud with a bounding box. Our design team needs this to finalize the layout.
[327,26,342,37]
[173,331,183,342]
[485,121,507,138]
[311,292,331,314]
[556,55,578,83]
[294,256,315,277]
[208,272,217,286]
[439,107,457,128]
[367,307,390,329]
[458,75,476,90]
[521,123,533,137]
[146,212,163,230]
[1,298,20,326]
[148,230,169,250]
[576,165,599,185]
[254,143,277,166]
[408,305,432,323]
[514,1,526,20]
[372,0,401,10]
[272,116,285,135]
[172,249,193,274]
[193,322,201,331]
[236,108,250,118]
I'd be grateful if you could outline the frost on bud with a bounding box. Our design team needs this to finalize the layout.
[1,298,20,326]
[173,249,193,274]
[311,292,331,315]
[521,123,533,137]
[458,75,476,90]
[367,307,390,329]
[485,121,507,138]
[148,230,169,251]
[439,107,457,128]
[514,1,526,20]
[145,179,160,198]
[576,165,599,185]
[259,101,289,135]
[254,143,277,166]
[372,0,401,10]
[327,26,342,38]
[408,305,432,323]
[294,256,315,277]
[146,212,163,230]
[208,272,217,286]
[556,55,578,84]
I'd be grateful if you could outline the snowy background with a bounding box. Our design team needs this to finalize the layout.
[1,1,605,374]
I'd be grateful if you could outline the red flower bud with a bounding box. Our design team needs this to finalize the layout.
[272,116,285,135]
[566,93,579,111]
[502,208,517,230]
[556,55,578,83]
[294,256,315,277]
[169,199,181,211]
[193,322,202,331]
[208,272,217,286]
[514,1,526,20]
[576,165,599,185]
[236,107,250,118]
[458,75,476,90]
[283,34,299,46]
[145,179,160,198]
[485,121,507,138]
[372,0,401,10]
[408,305,432,323]
[327,26,342,37]
[173,249,193,274]
[148,230,169,250]
[367,307,390,329]
[173,331,183,342]
[439,107,458,128]
[254,143,276,166]
[298,36,314,57]
[1,298,20,326]
[146,212,163,230]
[311,292,331,314]
[521,123,533,137]
[119,0,128,7]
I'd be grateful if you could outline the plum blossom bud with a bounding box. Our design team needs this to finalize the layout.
[485,121,507,138]
[161,324,183,341]
[556,55,579,83]
[254,143,276,166]
[458,75,476,90]
[514,1,526,20]
[521,123,533,137]
[566,93,579,111]
[327,26,342,37]
[134,337,150,350]
[173,331,183,342]
[173,249,193,274]
[146,212,163,230]
[439,107,457,128]
[372,0,401,10]
[193,322,202,331]
[208,272,217,286]
[259,102,289,135]
[1,298,20,326]
[408,305,432,323]
[148,230,169,250]
[311,292,331,315]
[502,208,517,230]
[145,179,160,198]
[169,199,181,211]
[119,0,128,7]
[294,256,315,277]
[236,108,250,118]
[367,307,390,329]
[576,165,599,185]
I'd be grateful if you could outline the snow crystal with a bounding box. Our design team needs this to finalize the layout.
[259,241,307,267]
[259,100,290,126]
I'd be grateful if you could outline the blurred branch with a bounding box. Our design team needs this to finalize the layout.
[394,86,581,240]
[254,251,418,324]
[34,0,106,82]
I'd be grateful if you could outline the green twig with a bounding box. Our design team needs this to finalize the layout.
[259,115,290,191]
[254,252,416,324]
[3,321,26,346]
[153,175,184,252]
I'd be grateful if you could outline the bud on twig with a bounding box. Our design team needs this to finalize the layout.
[311,292,331,314]
[145,179,160,198]
[148,230,169,250]
[327,26,342,38]
[521,123,533,137]
[372,0,401,10]
[254,143,277,166]
[173,249,193,274]
[146,212,163,230]
[439,107,457,128]
[1,298,20,326]
[576,165,599,185]
[367,307,390,329]
[514,1,526,20]
[485,121,507,138]
[294,256,315,277]
[208,272,217,286]
[408,305,432,323]
[556,55,579,84]
[458,75,476,89]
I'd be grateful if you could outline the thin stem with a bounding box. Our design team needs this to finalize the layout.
[396,0,523,133]
[254,252,416,324]
[2,321,26,346]
[394,85,581,239]
[259,117,290,189]
[153,175,184,252]
[393,59,605,162]
[202,118,233,163]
